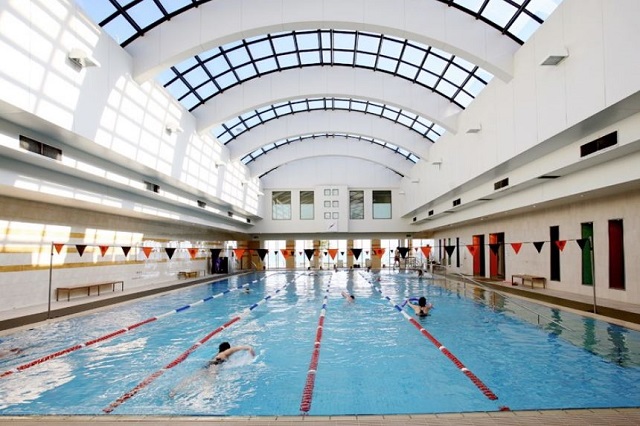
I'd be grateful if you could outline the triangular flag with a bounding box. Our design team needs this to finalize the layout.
[374,248,386,257]
[165,247,176,259]
[489,243,500,255]
[327,249,338,259]
[397,247,409,258]
[365,250,369,255]
[281,250,289,260]
[576,239,590,250]
[121,246,131,257]
[99,245,109,257]
[555,240,567,251]
[304,249,315,261]
[444,245,455,257]
[256,248,268,260]
[233,249,246,259]
[533,242,545,253]
[466,245,477,256]
[511,243,522,254]
[414,247,418,252]
[54,243,64,254]
[142,246,153,258]
[340,251,344,256]
[323,251,328,256]
[188,248,199,259]
[351,248,362,260]
[76,244,87,257]
[420,246,432,258]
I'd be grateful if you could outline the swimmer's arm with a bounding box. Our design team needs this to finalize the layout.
[222,345,255,357]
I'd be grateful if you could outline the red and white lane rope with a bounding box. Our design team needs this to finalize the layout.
[299,275,332,414]
[362,273,500,402]
[103,274,300,414]
[0,278,265,379]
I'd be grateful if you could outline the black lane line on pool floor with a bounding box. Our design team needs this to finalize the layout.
[360,272,502,405]
[299,273,332,414]
[0,274,280,380]
[102,273,304,414]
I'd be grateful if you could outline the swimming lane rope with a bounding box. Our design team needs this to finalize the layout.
[0,277,266,379]
[300,274,332,414]
[360,273,499,402]
[103,274,301,414]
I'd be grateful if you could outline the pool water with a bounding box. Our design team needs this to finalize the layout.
[1,270,640,416]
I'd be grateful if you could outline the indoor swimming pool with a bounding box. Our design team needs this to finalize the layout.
[1,270,640,416]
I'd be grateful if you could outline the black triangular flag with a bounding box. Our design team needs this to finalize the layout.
[444,245,456,257]
[533,241,545,253]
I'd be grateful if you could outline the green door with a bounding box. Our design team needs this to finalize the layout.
[581,222,593,286]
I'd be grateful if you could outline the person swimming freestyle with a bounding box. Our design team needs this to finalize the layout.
[407,296,432,317]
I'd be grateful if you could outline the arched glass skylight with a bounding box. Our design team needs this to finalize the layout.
[156,29,493,111]
[241,133,420,165]
[214,98,445,145]
[75,0,563,47]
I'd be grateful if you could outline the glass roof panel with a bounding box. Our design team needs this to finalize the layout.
[75,0,562,48]
[213,97,442,144]
[241,133,420,165]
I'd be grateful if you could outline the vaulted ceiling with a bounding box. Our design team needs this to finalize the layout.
[75,0,563,181]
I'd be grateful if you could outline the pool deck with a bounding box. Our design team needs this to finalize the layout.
[2,409,640,425]
[1,270,640,424]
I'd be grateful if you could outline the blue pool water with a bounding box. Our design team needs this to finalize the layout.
[1,270,640,416]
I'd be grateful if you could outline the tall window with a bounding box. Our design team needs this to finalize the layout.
[608,219,625,290]
[300,191,314,220]
[372,190,392,219]
[350,190,364,219]
[272,191,291,220]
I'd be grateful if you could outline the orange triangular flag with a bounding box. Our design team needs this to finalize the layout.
[99,245,109,257]
[420,246,432,258]
[188,248,199,259]
[54,243,64,254]
[511,243,522,254]
[233,248,245,259]
[142,246,153,258]
[555,240,567,251]
[280,249,289,259]
[466,245,477,256]
[327,249,338,259]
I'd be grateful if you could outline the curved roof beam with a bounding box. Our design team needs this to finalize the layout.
[126,0,518,83]
[226,111,430,162]
[215,97,445,145]
[193,67,462,134]
[246,136,415,178]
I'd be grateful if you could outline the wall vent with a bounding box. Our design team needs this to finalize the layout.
[452,198,461,207]
[580,131,617,157]
[494,177,509,190]
[144,181,160,193]
[197,200,206,208]
[19,135,62,161]
[538,175,560,180]
[428,210,434,216]
[412,217,417,222]
[227,211,233,217]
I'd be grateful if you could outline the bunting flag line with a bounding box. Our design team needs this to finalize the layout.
[466,245,477,256]
[444,245,455,257]
[76,244,87,257]
[420,246,432,258]
[488,244,500,255]
[555,240,567,251]
[256,248,268,261]
[533,242,545,253]
[280,249,289,260]
[142,247,153,258]
[99,245,109,257]
[233,248,245,259]
[54,243,64,254]
[121,246,131,257]
[576,239,590,250]
[397,247,409,259]
[327,248,338,259]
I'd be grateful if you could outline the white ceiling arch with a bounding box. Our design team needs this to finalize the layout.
[127,0,517,83]
[194,67,463,135]
[246,135,416,178]
[226,110,431,162]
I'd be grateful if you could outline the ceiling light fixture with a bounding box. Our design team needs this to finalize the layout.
[68,48,101,68]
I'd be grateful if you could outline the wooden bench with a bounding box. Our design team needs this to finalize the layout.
[178,271,199,279]
[511,274,546,289]
[56,280,124,301]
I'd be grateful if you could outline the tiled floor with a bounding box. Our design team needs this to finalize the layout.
[2,409,640,425]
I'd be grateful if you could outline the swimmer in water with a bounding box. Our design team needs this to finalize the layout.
[407,296,432,317]
[341,291,355,303]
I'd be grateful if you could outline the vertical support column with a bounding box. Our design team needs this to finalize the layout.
[347,240,354,268]
[247,240,261,270]
[286,240,296,269]
[371,239,381,269]
[313,240,320,269]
